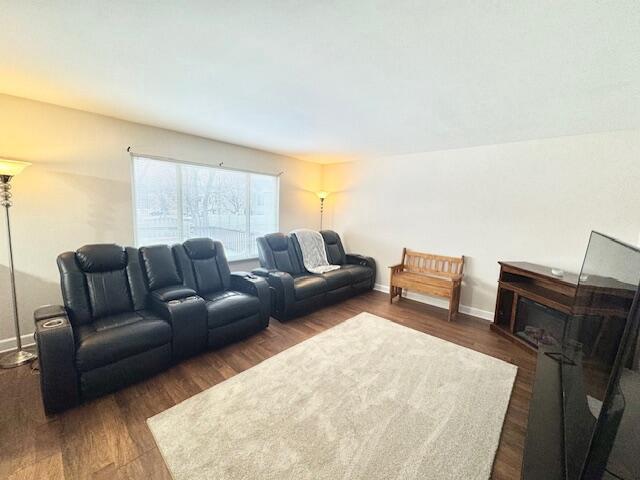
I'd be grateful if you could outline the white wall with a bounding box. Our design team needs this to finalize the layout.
[323,129,640,319]
[1,93,638,346]
[0,94,322,346]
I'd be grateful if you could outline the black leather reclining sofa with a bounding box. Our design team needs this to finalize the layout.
[34,238,270,413]
[253,230,376,320]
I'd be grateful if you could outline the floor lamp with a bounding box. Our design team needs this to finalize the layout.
[0,159,35,368]
[317,191,329,229]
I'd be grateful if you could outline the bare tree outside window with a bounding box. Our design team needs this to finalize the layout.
[133,157,278,260]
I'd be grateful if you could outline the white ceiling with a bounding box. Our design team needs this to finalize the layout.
[1,1,639,163]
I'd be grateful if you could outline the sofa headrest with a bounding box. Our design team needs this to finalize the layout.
[139,243,182,291]
[183,238,217,260]
[76,244,127,273]
[264,233,288,251]
[320,230,340,245]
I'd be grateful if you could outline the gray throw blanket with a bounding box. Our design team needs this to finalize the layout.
[291,229,340,274]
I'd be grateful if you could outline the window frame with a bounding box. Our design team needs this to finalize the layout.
[130,153,280,262]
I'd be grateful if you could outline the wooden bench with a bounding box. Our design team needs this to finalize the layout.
[389,248,464,321]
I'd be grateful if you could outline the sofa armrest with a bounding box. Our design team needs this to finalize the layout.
[346,253,374,268]
[150,286,197,303]
[149,294,207,359]
[347,254,377,289]
[34,305,80,414]
[34,304,67,321]
[255,271,295,317]
[252,267,277,277]
[230,272,271,324]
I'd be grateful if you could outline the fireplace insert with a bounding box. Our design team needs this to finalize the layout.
[515,298,567,348]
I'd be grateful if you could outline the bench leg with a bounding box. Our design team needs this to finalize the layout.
[449,284,461,321]
[389,286,403,303]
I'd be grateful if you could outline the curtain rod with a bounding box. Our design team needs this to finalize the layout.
[126,147,284,177]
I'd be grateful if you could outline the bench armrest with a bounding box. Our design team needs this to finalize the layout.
[388,263,404,272]
[34,305,80,413]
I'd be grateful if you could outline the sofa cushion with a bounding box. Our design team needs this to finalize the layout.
[203,290,261,328]
[342,264,374,283]
[179,239,231,294]
[320,230,347,265]
[321,268,352,290]
[75,311,171,372]
[293,275,327,300]
[257,233,303,275]
[85,269,132,319]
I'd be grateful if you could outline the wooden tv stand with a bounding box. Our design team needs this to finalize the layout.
[490,261,578,352]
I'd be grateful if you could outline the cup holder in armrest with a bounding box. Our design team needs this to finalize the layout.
[168,296,200,306]
[42,318,65,329]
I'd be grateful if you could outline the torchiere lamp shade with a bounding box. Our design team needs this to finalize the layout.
[0,159,31,178]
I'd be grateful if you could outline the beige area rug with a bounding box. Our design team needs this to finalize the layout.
[148,312,517,480]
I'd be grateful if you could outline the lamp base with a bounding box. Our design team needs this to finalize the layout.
[0,349,37,368]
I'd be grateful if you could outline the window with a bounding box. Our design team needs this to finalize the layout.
[132,156,279,261]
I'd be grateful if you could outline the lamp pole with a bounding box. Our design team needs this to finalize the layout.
[0,167,36,368]
[317,191,329,230]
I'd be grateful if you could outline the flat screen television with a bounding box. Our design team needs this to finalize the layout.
[523,231,640,480]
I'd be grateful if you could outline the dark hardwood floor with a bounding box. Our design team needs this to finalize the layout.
[1,290,535,479]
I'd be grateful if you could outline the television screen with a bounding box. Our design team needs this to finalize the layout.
[562,232,640,480]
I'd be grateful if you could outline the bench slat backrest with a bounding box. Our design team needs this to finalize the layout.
[402,248,464,277]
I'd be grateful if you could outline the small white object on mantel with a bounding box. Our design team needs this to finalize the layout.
[551,268,565,277]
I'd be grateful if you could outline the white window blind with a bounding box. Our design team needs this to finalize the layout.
[132,156,279,261]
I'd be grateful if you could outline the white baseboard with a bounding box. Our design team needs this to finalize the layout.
[0,332,36,353]
[374,283,494,321]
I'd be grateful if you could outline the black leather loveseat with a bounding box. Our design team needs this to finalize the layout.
[34,238,270,413]
[253,230,375,321]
